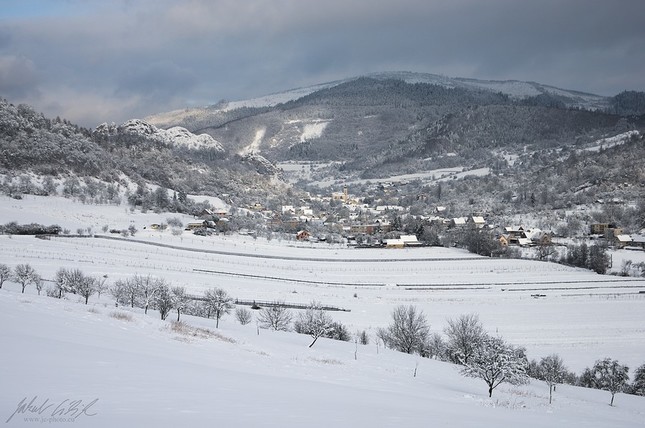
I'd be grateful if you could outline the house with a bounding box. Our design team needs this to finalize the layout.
[281,205,296,215]
[504,226,527,245]
[517,237,533,247]
[451,217,467,228]
[185,221,207,230]
[615,234,632,249]
[296,230,310,241]
[631,235,645,249]
[197,208,214,219]
[375,205,405,212]
[469,216,486,229]
[525,229,552,246]
[400,235,422,247]
[590,223,615,235]
[384,238,405,249]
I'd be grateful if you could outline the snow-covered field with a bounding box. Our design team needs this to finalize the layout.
[1,195,644,426]
[310,166,491,188]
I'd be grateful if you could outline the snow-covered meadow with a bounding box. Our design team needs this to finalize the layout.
[1,194,644,426]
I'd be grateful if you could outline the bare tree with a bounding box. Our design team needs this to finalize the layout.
[461,334,529,398]
[34,275,44,295]
[171,286,188,321]
[235,307,253,325]
[257,304,292,331]
[444,313,486,364]
[537,354,568,404]
[64,268,86,294]
[631,363,645,396]
[375,327,391,349]
[294,302,334,348]
[426,332,447,360]
[76,274,97,304]
[0,263,11,289]
[111,278,137,307]
[134,274,164,315]
[155,285,174,320]
[204,288,233,328]
[53,268,69,298]
[386,305,430,355]
[13,264,39,293]
[95,276,109,299]
[591,358,630,406]
[357,330,369,345]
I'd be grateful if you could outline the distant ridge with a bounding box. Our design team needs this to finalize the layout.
[146,71,610,128]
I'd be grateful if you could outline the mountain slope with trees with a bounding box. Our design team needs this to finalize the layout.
[0,98,289,210]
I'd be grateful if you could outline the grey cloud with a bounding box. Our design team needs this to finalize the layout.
[0,55,40,98]
[1,0,644,126]
[116,61,198,102]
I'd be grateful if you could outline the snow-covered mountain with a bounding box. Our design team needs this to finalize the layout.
[367,71,610,110]
[145,71,610,129]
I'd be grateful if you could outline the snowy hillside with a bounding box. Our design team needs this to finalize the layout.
[147,71,610,129]
[1,285,644,427]
[145,80,349,129]
[95,119,225,151]
[367,71,610,110]
[1,195,645,372]
[1,195,645,426]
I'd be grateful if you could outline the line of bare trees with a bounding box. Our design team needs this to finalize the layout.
[0,263,109,302]
[376,306,644,404]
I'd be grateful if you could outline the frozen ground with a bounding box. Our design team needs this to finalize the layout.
[1,285,644,427]
[1,194,644,426]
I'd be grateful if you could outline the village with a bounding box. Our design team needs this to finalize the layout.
[177,185,645,253]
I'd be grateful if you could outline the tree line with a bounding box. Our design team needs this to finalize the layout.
[0,263,355,346]
[377,307,644,404]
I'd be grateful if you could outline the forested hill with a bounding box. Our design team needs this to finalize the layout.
[144,75,645,181]
[0,99,287,205]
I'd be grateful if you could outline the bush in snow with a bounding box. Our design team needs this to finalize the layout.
[257,304,292,331]
[235,307,253,325]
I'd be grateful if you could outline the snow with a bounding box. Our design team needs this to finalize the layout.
[145,80,349,128]
[367,72,609,110]
[311,166,490,188]
[146,72,612,131]
[300,121,329,142]
[115,119,224,151]
[239,127,266,155]
[1,195,645,426]
[1,283,644,427]
[583,131,640,153]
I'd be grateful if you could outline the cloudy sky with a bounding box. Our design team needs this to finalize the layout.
[1,0,644,127]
